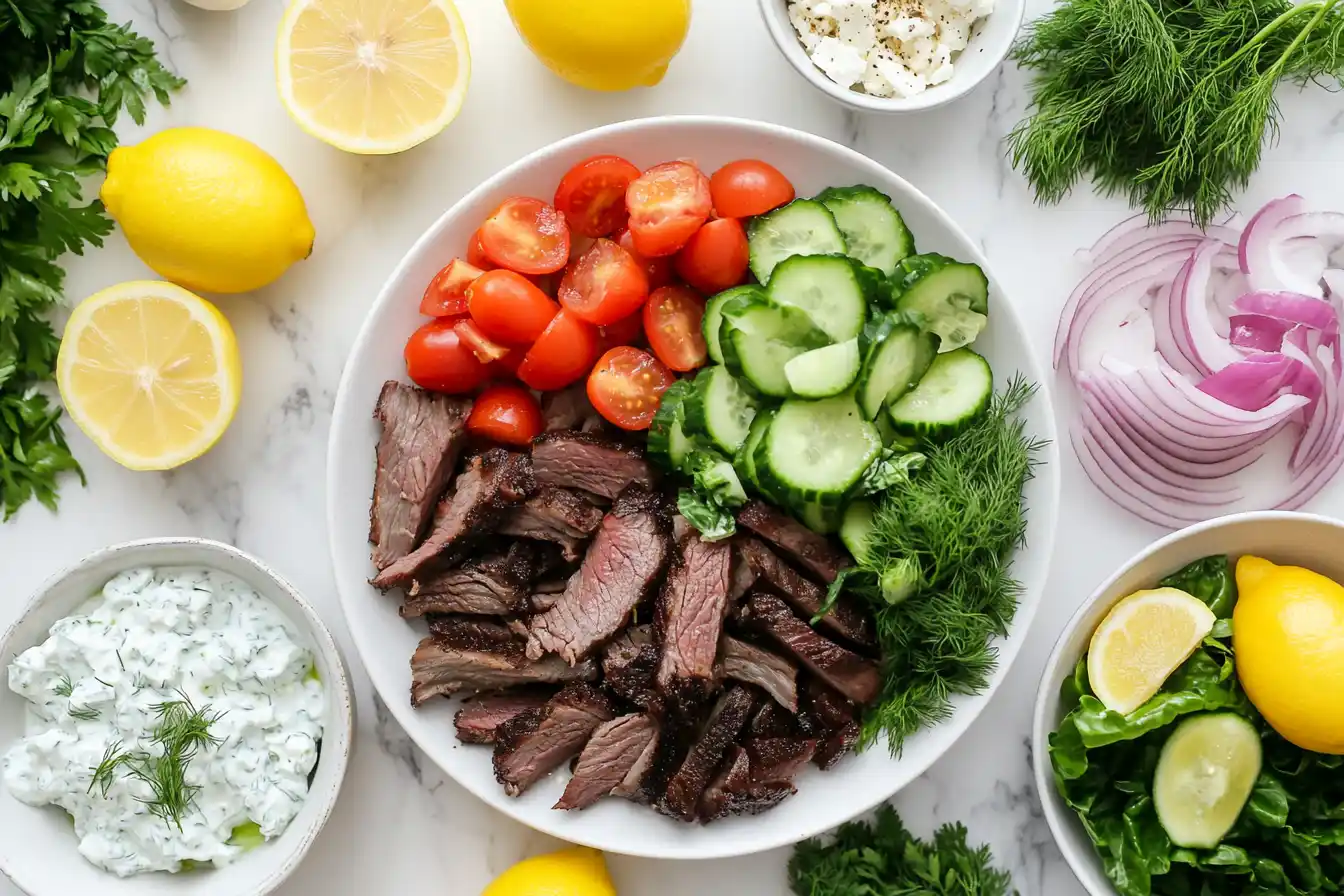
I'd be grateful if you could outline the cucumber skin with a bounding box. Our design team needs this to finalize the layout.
[885,348,993,440]
[747,199,847,284]
[757,397,882,510]
[814,185,916,276]
[720,303,830,398]
[704,285,767,366]
[767,253,870,343]
[855,313,940,420]
[683,366,759,456]
[734,407,776,495]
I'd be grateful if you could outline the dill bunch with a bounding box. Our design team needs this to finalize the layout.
[855,378,1045,754]
[1007,0,1344,226]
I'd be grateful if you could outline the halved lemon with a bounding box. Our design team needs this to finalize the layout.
[56,281,242,471]
[276,0,471,155]
[1087,587,1216,715]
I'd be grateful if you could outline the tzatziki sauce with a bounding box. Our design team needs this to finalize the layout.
[2,567,324,877]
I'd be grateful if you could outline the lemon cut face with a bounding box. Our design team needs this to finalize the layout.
[1087,587,1216,716]
[277,0,471,154]
[57,281,242,471]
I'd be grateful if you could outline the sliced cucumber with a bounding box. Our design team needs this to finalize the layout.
[734,407,775,495]
[767,254,868,343]
[856,314,940,420]
[796,499,842,535]
[647,379,695,470]
[880,558,922,604]
[721,300,831,398]
[815,185,914,276]
[840,500,877,564]
[684,366,760,456]
[784,339,860,399]
[887,348,993,438]
[747,199,847,284]
[1154,713,1261,849]
[704,285,766,365]
[760,393,881,507]
[892,254,989,352]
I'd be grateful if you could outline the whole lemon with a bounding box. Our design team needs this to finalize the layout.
[482,847,616,896]
[101,127,315,294]
[1233,555,1344,754]
[504,0,690,91]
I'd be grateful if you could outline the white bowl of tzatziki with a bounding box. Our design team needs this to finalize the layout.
[0,538,353,895]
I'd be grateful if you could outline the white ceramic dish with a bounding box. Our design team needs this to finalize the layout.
[327,115,1060,859]
[757,0,1025,113]
[1032,511,1344,895]
[0,538,354,896]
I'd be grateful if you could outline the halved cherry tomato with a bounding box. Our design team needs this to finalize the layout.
[478,197,571,275]
[466,269,560,346]
[709,159,795,218]
[490,349,524,378]
[420,259,483,317]
[597,311,644,352]
[554,155,641,238]
[613,226,673,289]
[518,310,599,391]
[405,319,490,394]
[557,239,649,326]
[453,318,511,363]
[674,218,749,294]
[644,285,708,372]
[587,347,675,431]
[625,162,712,258]
[467,384,544,447]
[466,228,495,270]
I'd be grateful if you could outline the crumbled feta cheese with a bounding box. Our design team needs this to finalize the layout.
[786,0,993,99]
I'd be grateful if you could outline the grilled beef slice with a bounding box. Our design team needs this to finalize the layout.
[531,431,656,499]
[738,538,874,648]
[453,690,554,744]
[369,382,471,571]
[736,501,850,584]
[492,684,617,797]
[601,625,659,709]
[737,592,880,705]
[554,712,661,810]
[497,487,604,562]
[698,746,796,822]
[814,722,861,769]
[720,636,798,712]
[655,536,732,704]
[526,487,669,664]
[747,701,802,739]
[426,615,518,646]
[744,737,817,785]
[402,542,539,617]
[662,686,756,820]
[410,636,596,706]
[728,541,759,602]
[541,383,606,433]
[373,449,534,589]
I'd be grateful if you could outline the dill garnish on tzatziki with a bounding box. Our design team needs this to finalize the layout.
[1,568,324,877]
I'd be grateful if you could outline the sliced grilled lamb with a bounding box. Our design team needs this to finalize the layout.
[814,721,861,769]
[720,636,798,712]
[373,449,534,589]
[453,690,554,744]
[425,615,518,646]
[801,678,859,731]
[369,382,471,571]
[497,487,604,562]
[736,500,850,584]
[728,540,759,603]
[737,592,880,705]
[662,686,756,820]
[409,636,596,706]
[531,431,656,499]
[747,701,802,739]
[744,737,817,785]
[554,712,661,810]
[526,486,669,664]
[492,684,617,797]
[738,538,874,648]
[697,746,752,822]
[601,625,659,709]
[403,543,539,617]
[655,536,732,705]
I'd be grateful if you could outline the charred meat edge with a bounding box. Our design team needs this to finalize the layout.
[409,636,596,706]
[453,689,554,745]
[554,712,661,810]
[492,684,617,797]
[402,542,539,617]
[737,592,881,706]
[531,431,656,500]
[736,500,850,584]
[655,536,733,704]
[662,686,756,820]
[738,537,874,648]
[496,487,604,563]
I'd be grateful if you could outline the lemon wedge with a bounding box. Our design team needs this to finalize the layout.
[56,281,242,471]
[1087,587,1216,716]
[276,0,470,154]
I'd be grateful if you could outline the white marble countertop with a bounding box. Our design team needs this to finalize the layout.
[5,0,1344,893]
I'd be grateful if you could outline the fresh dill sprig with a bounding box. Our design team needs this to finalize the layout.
[53,674,73,698]
[68,705,100,721]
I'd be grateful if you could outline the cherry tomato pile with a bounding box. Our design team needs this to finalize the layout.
[404,154,796,441]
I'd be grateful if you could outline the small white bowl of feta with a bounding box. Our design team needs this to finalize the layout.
[759,0,1024,112]
[0,538,353,896]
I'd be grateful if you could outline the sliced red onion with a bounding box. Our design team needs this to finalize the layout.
[1197,353,1305,411]
[1231,291,1339,334]
[1229,314,1293,352]
[1167,241,1242,376]
[1238,196,1339,297]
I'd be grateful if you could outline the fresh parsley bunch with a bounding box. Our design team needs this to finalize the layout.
[0,0,181,519]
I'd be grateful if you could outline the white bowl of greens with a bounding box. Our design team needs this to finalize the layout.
[1034,511,1344,895]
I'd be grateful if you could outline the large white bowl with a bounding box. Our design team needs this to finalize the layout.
[0,538,354,896]
[1032,511,1344,895]
[327,116,1060,859]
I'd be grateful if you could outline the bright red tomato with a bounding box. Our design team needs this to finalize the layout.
[478,197,571,275]
[405,319,490,393]
[709,160,795,218]
[644,285,708,372]
[420,259,483,317]
[466,269,559,346]
[518,310,599,391]
[557,239,649,326]
[554,155,641,238]
[625,162,712,258]
[674,218,749,294]
[467,384,544,446]
[466,228,495,270]
[587,347,675,431]
[613,226,673,289]
[490,350,524,378]
[453,318,512,363]
[597,311,644,352]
